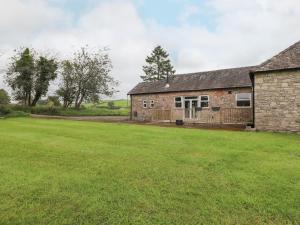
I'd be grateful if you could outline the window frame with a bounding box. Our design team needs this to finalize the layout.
[142,100,147,109]
[199,95,209,108]
[174,96,183,108]
[150,100,154,108]
[236,93,252,108]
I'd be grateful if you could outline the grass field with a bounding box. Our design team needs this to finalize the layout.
[0,118,299,225]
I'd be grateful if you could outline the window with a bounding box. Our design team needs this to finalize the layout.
[200,95,209,108]
[236,93,251,107]
[175,97,182,108]
[150,100,154,108]
[184,96,198,100]
[143,100,147,108]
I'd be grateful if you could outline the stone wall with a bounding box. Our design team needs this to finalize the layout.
[255,70,300,132]
[130,88,253,124]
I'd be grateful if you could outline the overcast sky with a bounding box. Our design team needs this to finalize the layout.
[0,0,300,99]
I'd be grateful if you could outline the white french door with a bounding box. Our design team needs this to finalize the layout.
[184,97,198,119]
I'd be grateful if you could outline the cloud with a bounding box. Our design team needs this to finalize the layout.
[178,4,200,23]
[0,0,300,99]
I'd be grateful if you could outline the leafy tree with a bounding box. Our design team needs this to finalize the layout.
[0,89,10,105]
[6,48,58,106]
[72,47,117,109]
[31,57,58,106]
[141,45,176,82]
[56,60,76,108]
[6,48,35,105]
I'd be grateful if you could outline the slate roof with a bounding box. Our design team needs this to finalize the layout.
[253,41,300,73]
[128,66,255,95]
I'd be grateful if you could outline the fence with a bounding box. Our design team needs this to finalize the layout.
[150,108,253,124]
[150,109,171,121]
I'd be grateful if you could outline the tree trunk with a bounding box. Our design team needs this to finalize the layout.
[63,100,68,108]
[31,94,41,106]
[28,93,31,106]
[75,93,85,109]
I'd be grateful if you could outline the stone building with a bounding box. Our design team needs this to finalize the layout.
[128,41,300,132]
[251,41,300,132]
[128,67,255,126]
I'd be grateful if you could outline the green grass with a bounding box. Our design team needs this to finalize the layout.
[0,118,299,225]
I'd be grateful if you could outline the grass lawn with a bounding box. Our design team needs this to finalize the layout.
[0,118,299,225]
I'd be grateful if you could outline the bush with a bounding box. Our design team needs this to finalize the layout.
[0,105,12,116]
[0,105,29,118]
[107,101,114,109]
[9,105,61,115]
[30,106,61,115]
[5,111,29,118]
[107,101,121,110]
[48,96,61,107]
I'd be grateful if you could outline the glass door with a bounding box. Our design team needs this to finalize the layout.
[184,97,198,119]
[185,100,190,119]
[191,100,198,119]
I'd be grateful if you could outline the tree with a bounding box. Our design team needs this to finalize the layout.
[141,45,176,82]
[56,60,76,108]
[6,48,35,105]
[0,89,10,105]
[71,47,117,109]
[31,57,58,106]
[6,48,58,106]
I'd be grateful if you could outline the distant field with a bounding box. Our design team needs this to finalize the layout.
[84,99,129,108]
[0,118,299,225]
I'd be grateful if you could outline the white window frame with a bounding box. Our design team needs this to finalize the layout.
[199,95,209,108]
[142,100,147,108]
[174,96,183,108]
[236,93,252,108]
[150,100,154,108]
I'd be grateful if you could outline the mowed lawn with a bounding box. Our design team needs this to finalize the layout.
[0,118,299,225]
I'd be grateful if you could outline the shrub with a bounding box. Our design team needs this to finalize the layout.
[0,105,12,116]
[5,111,29,118]
[30,106,61,115]
[48,96,61,107]
[107,101,114,109]
[9,105,61,115]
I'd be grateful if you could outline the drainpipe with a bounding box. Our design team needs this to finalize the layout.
[250,72,255,128]
[128,94,133,120]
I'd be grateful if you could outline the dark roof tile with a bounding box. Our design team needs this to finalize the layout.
[253,41,300,72]
[128,66,255,95]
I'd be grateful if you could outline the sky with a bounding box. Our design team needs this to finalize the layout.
[0,0,300,99]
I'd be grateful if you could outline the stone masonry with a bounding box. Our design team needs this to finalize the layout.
[255,70,300,132]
